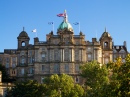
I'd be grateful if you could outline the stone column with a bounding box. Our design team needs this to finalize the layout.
[62,49,64,62]
[60,49,62,62]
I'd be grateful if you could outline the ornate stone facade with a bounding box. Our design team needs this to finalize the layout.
[0,11,128,84]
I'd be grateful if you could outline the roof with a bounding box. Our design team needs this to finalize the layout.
[58,21,73,32]
[99,28,112,40]
[19,31,29,37]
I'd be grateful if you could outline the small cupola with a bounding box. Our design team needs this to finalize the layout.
[99,27,112,41]
[17,27,30,49]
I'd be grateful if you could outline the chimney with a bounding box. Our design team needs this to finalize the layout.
[123,41,127,47]
[34,37,39,45]
[92,38,97,42]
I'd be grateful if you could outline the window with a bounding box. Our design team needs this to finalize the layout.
[64,48,69,61]
[105,58,109,64]
[65,64,69,72]
[75,41,79,45]
[41,77,44,83]
[12,64,16,68]
[75,76,79,83]
[42,47,45,51]
[113,49,117,53]
[21,58,25,64]
[12,57,16,62]
[104,42,108,47]
[21,41,25,46]
[122,54,125,58]
[54,50,59,61]
[88,54,91,58]
[75,49,79,61]
[119,49,125,53]
[116,46,119,49]
[87,54,92,61]
[29,67,33,74]
[41,53,46,61]
[114,55,117,59]
[12,70,15,75]
[75,64,79,72]
[54,64,59,72]
[0,57,2,61]
[21,68,24,75]
[29,51,32,56]
[42,65,44,71]
[29,57,33,64]
[122,59,125,63]
[87,47,91,51]
[54,40,57,45]
[6,58,9,62]
[6,63,9,68]
[21,51,24,55]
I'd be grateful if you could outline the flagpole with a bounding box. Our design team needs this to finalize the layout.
[79,22,80,32]
[52,22,54,32]
[36,31,37,37]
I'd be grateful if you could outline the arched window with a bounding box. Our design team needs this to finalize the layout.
[104,42,108,47]
[21,41,25,46]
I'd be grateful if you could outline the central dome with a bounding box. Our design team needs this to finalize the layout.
[57,10,73,32]
[58,21,73,31]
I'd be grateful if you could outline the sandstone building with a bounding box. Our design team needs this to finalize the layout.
[0,11,128,83]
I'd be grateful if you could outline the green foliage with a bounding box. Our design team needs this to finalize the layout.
[43,74,84,97]
[5,80,45,97]
[116,54,130,96]
[80,61,109,87]
[103,54,130,97]
[80,61,109,97]
[0,64,9,79]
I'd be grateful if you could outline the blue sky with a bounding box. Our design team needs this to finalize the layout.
[0,0,130,52]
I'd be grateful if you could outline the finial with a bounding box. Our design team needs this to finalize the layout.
[64,10,68,22]
[23,27,25,31]
[64,9,66,13]
[105,27,107,32]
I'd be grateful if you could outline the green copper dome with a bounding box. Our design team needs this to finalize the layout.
[58,21,73,31]
[57,10,73,32]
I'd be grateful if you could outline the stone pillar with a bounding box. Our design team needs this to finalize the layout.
[69,48,72,62]
[62,49,64,62]
[60,49,62,62]
[81,49,83,62]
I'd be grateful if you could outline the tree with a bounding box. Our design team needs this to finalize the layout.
[43,74,84,97]
[5,80,45,97]
[106,55,130,97]
[117,54,130,96]
[80,61,109,97]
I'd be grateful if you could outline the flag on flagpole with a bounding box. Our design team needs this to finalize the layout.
[48,22,53,25]
[32,29,36,33]
[57,13,65,17]
[73,22,79,25]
